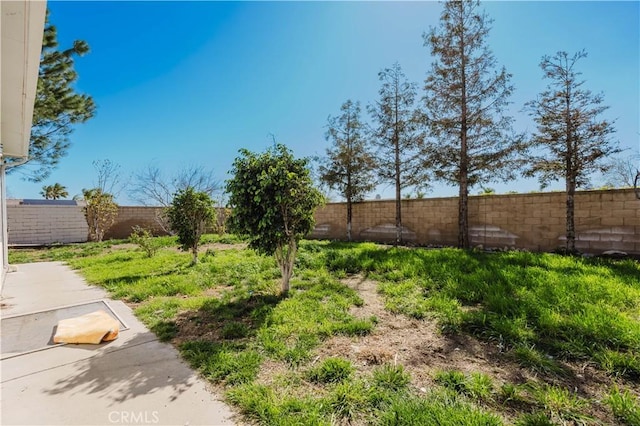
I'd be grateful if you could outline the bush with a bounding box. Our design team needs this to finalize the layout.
[167,187,215,265]
[129,226,162,257]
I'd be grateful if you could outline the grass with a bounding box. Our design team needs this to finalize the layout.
[9,237,640,425]
[321,242,640,379]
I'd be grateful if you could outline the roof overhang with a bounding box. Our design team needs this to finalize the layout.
[1,0,47,159]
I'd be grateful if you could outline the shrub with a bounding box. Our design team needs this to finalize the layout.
[129,226,162,257]
[167,187,215,265]
[82,188,118,242]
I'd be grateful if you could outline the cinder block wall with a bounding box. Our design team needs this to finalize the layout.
[104,206,167,239]
[311,188,640,254]
[7,202,88,245]
[7,189,639,254]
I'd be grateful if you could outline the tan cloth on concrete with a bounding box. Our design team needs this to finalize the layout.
[53,310,119,344]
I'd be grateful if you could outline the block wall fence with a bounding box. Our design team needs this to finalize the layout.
[6,188,640,254]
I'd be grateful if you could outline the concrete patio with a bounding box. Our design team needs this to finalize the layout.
[1,262,236,425]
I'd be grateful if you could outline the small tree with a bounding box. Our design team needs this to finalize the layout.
[41,183,68,200]
[369,62,424,245]
[524,50,619,252]
[82,188,118,242]
[167,187,215,265]
[226,144,323,294]
[319,100,376,241]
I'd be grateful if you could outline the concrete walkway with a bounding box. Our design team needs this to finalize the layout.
[1,262,236,426]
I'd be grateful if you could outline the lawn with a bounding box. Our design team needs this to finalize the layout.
[9,237,640,425]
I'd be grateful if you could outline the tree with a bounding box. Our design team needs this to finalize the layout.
[82,188,118,242]
[40,183,68,200]
[369,62,424,245]
[129,164,221,207]
[129,164,222,234]
[422,0,522,249]
[226,144,323,294]
[319,100,376,241]
[9,12,95,182]
[166,187,215,265]
[524,50,619,252]
[603,156,638,188]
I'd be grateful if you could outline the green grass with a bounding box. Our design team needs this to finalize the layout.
[605,385,640,425]
[320,242,640,378]
[9,237,639,425]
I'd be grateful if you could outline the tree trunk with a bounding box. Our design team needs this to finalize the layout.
[566,176,576,253]
[394,90,402,247]
[276,239,297,295]
[191,246,198,265]
[458,19,470,250]
[346,198,352,242]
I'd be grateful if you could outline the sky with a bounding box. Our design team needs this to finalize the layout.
[7,0,640,204]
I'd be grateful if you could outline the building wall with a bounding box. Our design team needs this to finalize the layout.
[310,188,640,254]
[6,189,640,254]
[7,202,89,245]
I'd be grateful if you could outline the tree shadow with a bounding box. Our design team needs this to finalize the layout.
[155,293,284,344]
[43,331,195,406]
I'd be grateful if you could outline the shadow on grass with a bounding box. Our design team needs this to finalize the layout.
[150,293,284,343]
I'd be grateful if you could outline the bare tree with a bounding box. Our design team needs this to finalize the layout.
[129,164,222,235]
[603,156,639,188]
[129,164,221,207]
[92,159,124,196]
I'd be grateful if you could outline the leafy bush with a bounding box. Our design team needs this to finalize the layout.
[82,188,118,242]
[167,187,215,265]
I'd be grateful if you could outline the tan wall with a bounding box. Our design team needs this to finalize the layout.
[310,189,640,254]
[104,206,167,239]
[6,189,639,254]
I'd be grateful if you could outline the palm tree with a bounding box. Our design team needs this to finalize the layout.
[41,183,69,200]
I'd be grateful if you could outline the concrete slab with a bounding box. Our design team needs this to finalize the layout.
[1,262,237,426]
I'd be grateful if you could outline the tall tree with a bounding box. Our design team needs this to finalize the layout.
[524,50,619,253]
[423,0,521,249]
[226,144,323,294]
[40,183,68,200]
[319,100,376,241]
[369,62,424,245]
[10,12,96,181]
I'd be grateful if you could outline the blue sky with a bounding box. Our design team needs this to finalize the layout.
[7,1,639,203]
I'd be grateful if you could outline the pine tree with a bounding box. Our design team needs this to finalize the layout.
[524,50,619,253]
[369,62,424,245]
[423,0,521,248]
[319,100,376,241]
[11,12,95,182]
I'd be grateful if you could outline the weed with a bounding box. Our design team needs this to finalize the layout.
[604,385,640,425]
[513,345,566,377]
[528,383,591,424]
[306,358,354,384]
[378,390,502,426]
[327,380,369,422]
[434,370,493,402]
[221,321,250,339]
[180,341,261,385]
[515,412,554,426]
[372,364,411,392]
[129,226,163,257]
[596,349,640,380]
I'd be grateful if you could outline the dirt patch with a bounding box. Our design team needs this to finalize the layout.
[311,275,631,425]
